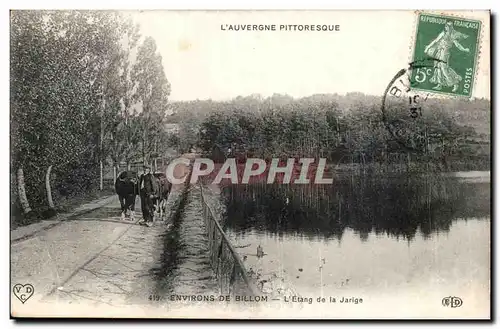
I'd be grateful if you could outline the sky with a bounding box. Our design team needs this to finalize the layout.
[128,10,490,101]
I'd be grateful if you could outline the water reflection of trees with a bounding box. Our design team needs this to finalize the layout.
[222,174,490,241]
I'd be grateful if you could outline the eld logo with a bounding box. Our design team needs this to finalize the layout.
[442,296,463,308]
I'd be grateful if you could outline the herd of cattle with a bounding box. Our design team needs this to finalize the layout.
[114,165,172,227]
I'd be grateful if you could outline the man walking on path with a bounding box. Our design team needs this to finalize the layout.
[139,164,156,227]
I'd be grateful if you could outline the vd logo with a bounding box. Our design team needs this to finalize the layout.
[13,284,34,304]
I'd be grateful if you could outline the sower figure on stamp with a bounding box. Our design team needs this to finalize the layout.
[139,164,158,227]
[424,21,470,92]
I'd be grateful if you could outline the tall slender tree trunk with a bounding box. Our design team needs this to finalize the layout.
[99,161,104,191]
[45,165,54,209]
[17,167,32,214]
[142,134,146,165]
[125,111,131,172]
[142,117,147,166]
[154,140,158,171]
[113,164,117,183]
[100,96,105,191]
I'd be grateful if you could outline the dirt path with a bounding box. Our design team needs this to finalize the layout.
[11,189,182,315]
[11,194,117,243]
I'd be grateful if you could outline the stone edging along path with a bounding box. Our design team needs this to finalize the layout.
[11,194,118,244]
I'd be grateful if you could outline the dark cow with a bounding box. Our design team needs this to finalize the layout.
[115,171,139,221]
[139,170,172,226]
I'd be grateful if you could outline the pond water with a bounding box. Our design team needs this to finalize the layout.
[221,171,490,315]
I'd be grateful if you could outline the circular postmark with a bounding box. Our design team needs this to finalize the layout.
[380,58,444,153]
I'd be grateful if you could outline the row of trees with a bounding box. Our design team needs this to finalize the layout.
[169,93,490,171]
[11,11,172,224]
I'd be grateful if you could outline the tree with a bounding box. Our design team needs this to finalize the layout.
[131,36,171,165]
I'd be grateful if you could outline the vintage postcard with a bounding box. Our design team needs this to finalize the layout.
[10,10,491,319]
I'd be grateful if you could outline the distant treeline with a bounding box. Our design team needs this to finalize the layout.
[168,93,490,172]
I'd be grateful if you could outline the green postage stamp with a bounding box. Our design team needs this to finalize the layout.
[410,12,482,97]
